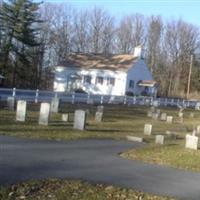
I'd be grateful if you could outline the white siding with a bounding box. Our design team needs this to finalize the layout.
[54,67,127,96]
[126,59,153,95]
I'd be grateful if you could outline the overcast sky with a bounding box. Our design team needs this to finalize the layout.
[38,0,200,26]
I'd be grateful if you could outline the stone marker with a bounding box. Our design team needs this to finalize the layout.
[150,106,156,112]
[147,110,153,117]
[144,124,152,136]
[190,112,194,118]
[16,100,27,122]
[160,113,167,121]
[166,116,173,123]
[195,102,200,110]
[176,117,183,124]
[196,125,200,134]
[153,100,159,107]
[50,97,59,113]
[178,112,183,118]
[152,113,159,120]
[39,103,50,125]
[62,114,69,122]
[7,97,15,111]
[73,110,86,130]
[156,109,161,116]
[185,134,198,150]
[97,105,104,113]
[166,131,178,139]
[155,135,164,145]
[95,111,103,122]
[126,135,143,142]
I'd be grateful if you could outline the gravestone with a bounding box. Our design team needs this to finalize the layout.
[16,100,27,122]
[178,112,183,118]
[196,125,200,134]
[166,116,173,123]
[95,111,103,122]
[126,135,143,142]
[144,124,152,136]
[176,117,183,124]
[73,110,86,130]
[195,102,200,110]
[156,109,161,116]
[62,114,69,122]
[150,106,156,112]
[153,100,159,107]
[7,97,15,111]
[160,113,167,121]
[190,112,194,118]
[152,113,159,120]
[166,131,178,139]
[50,97,59,113]
[185,134,198,150]
[147,110,153,117]
[39,103,50,125]
[97,105,104,113]
[155,135,164,145]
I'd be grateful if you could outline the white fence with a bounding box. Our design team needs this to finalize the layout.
[0,87,199,108]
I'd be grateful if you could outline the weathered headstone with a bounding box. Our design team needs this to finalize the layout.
[166,131,178,139]
[73,110,86,130]
[39,103,50,125]
[195,102,200,110]
[150,106,156,112]
[178,112,183,118]
[7,97,15,111]
[153,100,159,107]
[155,135,164,145]
[185,134,198,150]
[190,112,194,118]
[144,124,152,136]
[126,135,143,142]
[160,113,167,121]
[152,113,159,120]
[156,109,161,116]
[62,114,69,122]
[196,125,200,134]
[16,100,27,122]
[50,97,59,113]
[95,111,103,122]
[147,110,152,117]
[97,105,104,113]
[166,116,173,123]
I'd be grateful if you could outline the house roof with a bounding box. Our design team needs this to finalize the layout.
[57,53,138,72]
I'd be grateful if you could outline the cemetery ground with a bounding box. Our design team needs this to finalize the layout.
[1,103,200,171]
[1,102,200,200]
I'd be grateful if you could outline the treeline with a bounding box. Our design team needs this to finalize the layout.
[0,0,200,97]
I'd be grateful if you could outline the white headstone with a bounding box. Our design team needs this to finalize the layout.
[126,135,143,143]
[178,112,183,118]
[62,114,69,122]
[153,100,159,107]
[185,134,198,150]
[50,97,59,113]
[7,97,15,111]
[156,109,161,115]
[147,110,153,117]
[97,105,104,113]
[190,112,194,118]
[144,124,152,136]
[166,116,173,123]
[39,103,50,126]
[152,113,159,120]
[95,111,103,122]
[155,135,164,145]
[196,125,200,134]
[195,102,200,110]
[160,113,167,121]
[73,110,86,130]
[16,100,27,122]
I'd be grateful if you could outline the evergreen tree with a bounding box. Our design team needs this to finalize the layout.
[0,0,42,87]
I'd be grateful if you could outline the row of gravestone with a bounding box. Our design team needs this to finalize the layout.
[10,97,105,131]
[144,123,199,150]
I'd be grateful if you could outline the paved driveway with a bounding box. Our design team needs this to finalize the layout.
[1,136,200,200]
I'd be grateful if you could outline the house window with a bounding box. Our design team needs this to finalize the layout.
[83,75,91,84]
[129,80,134,88]
[107,77,115,86]
[96,76,104,85]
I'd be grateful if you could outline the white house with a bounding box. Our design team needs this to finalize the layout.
[53,46,157,96]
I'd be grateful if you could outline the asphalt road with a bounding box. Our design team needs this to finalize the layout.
[1,136,200,200]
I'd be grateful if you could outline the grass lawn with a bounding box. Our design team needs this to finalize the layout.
[0,179,175,200]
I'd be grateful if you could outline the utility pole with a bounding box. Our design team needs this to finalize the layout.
[186,55,193,100]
